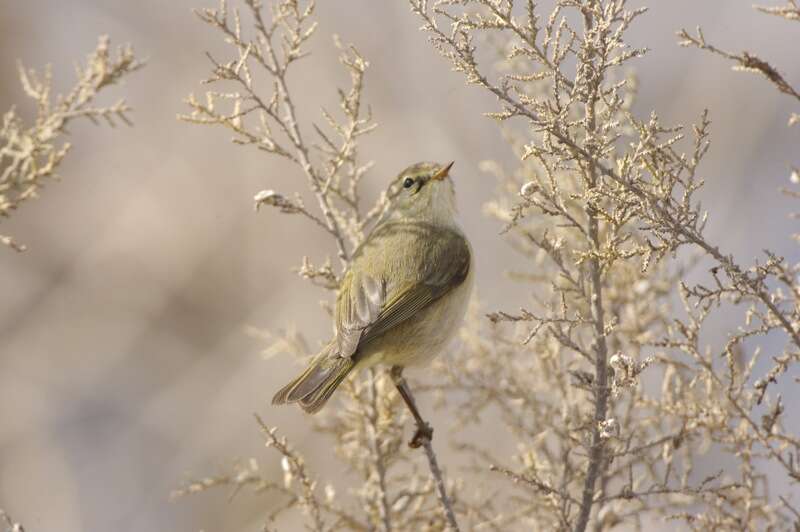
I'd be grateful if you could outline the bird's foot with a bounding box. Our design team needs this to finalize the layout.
[409,421,433,448]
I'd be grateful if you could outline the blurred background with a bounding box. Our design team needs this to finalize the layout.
[0,1,798,530]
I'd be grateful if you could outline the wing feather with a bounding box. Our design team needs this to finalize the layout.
[333,221,470,359]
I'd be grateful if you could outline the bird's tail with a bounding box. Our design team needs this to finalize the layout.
[272,343,354,414]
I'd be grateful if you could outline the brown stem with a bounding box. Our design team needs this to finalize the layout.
[366,369,393,532]
[574,7,610,531]
[1,509,23,532]
[573,184,611,531]
[250,4,350,270]
[390,366,461,532]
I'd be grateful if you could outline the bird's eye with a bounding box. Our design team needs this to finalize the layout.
[402,177,415,189]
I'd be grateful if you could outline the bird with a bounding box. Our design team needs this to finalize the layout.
[272,161,473,446]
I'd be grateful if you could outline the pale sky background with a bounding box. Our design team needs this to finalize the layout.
[1,1,799,531]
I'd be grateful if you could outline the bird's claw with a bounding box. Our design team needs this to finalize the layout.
[409,422,433,448]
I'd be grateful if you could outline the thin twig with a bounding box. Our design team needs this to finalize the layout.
[0,509,24,532]
[390,367,461,531]
[366,369,393,532]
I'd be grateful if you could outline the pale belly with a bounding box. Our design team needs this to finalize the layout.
[356,261,474,369]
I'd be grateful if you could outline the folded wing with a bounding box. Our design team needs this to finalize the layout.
[334,221,471,360]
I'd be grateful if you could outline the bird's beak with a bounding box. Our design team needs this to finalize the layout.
[431,161,454,181]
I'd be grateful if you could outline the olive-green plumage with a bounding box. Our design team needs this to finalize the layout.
[272,162,473,413]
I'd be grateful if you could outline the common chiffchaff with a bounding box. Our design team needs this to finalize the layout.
[273,161,473,415]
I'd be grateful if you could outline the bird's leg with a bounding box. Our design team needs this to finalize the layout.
[390,365,433,448]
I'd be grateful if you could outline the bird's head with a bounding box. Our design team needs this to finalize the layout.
[389,161,457,225]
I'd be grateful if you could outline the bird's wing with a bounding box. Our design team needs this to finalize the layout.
[333,222,471,359]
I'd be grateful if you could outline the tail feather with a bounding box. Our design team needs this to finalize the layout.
[272,345,354,414]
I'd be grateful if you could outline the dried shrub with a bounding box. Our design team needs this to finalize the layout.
[176,1,459,529]
[0,36,142,251]
[177,0,800,530]
[0,510,24,532]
